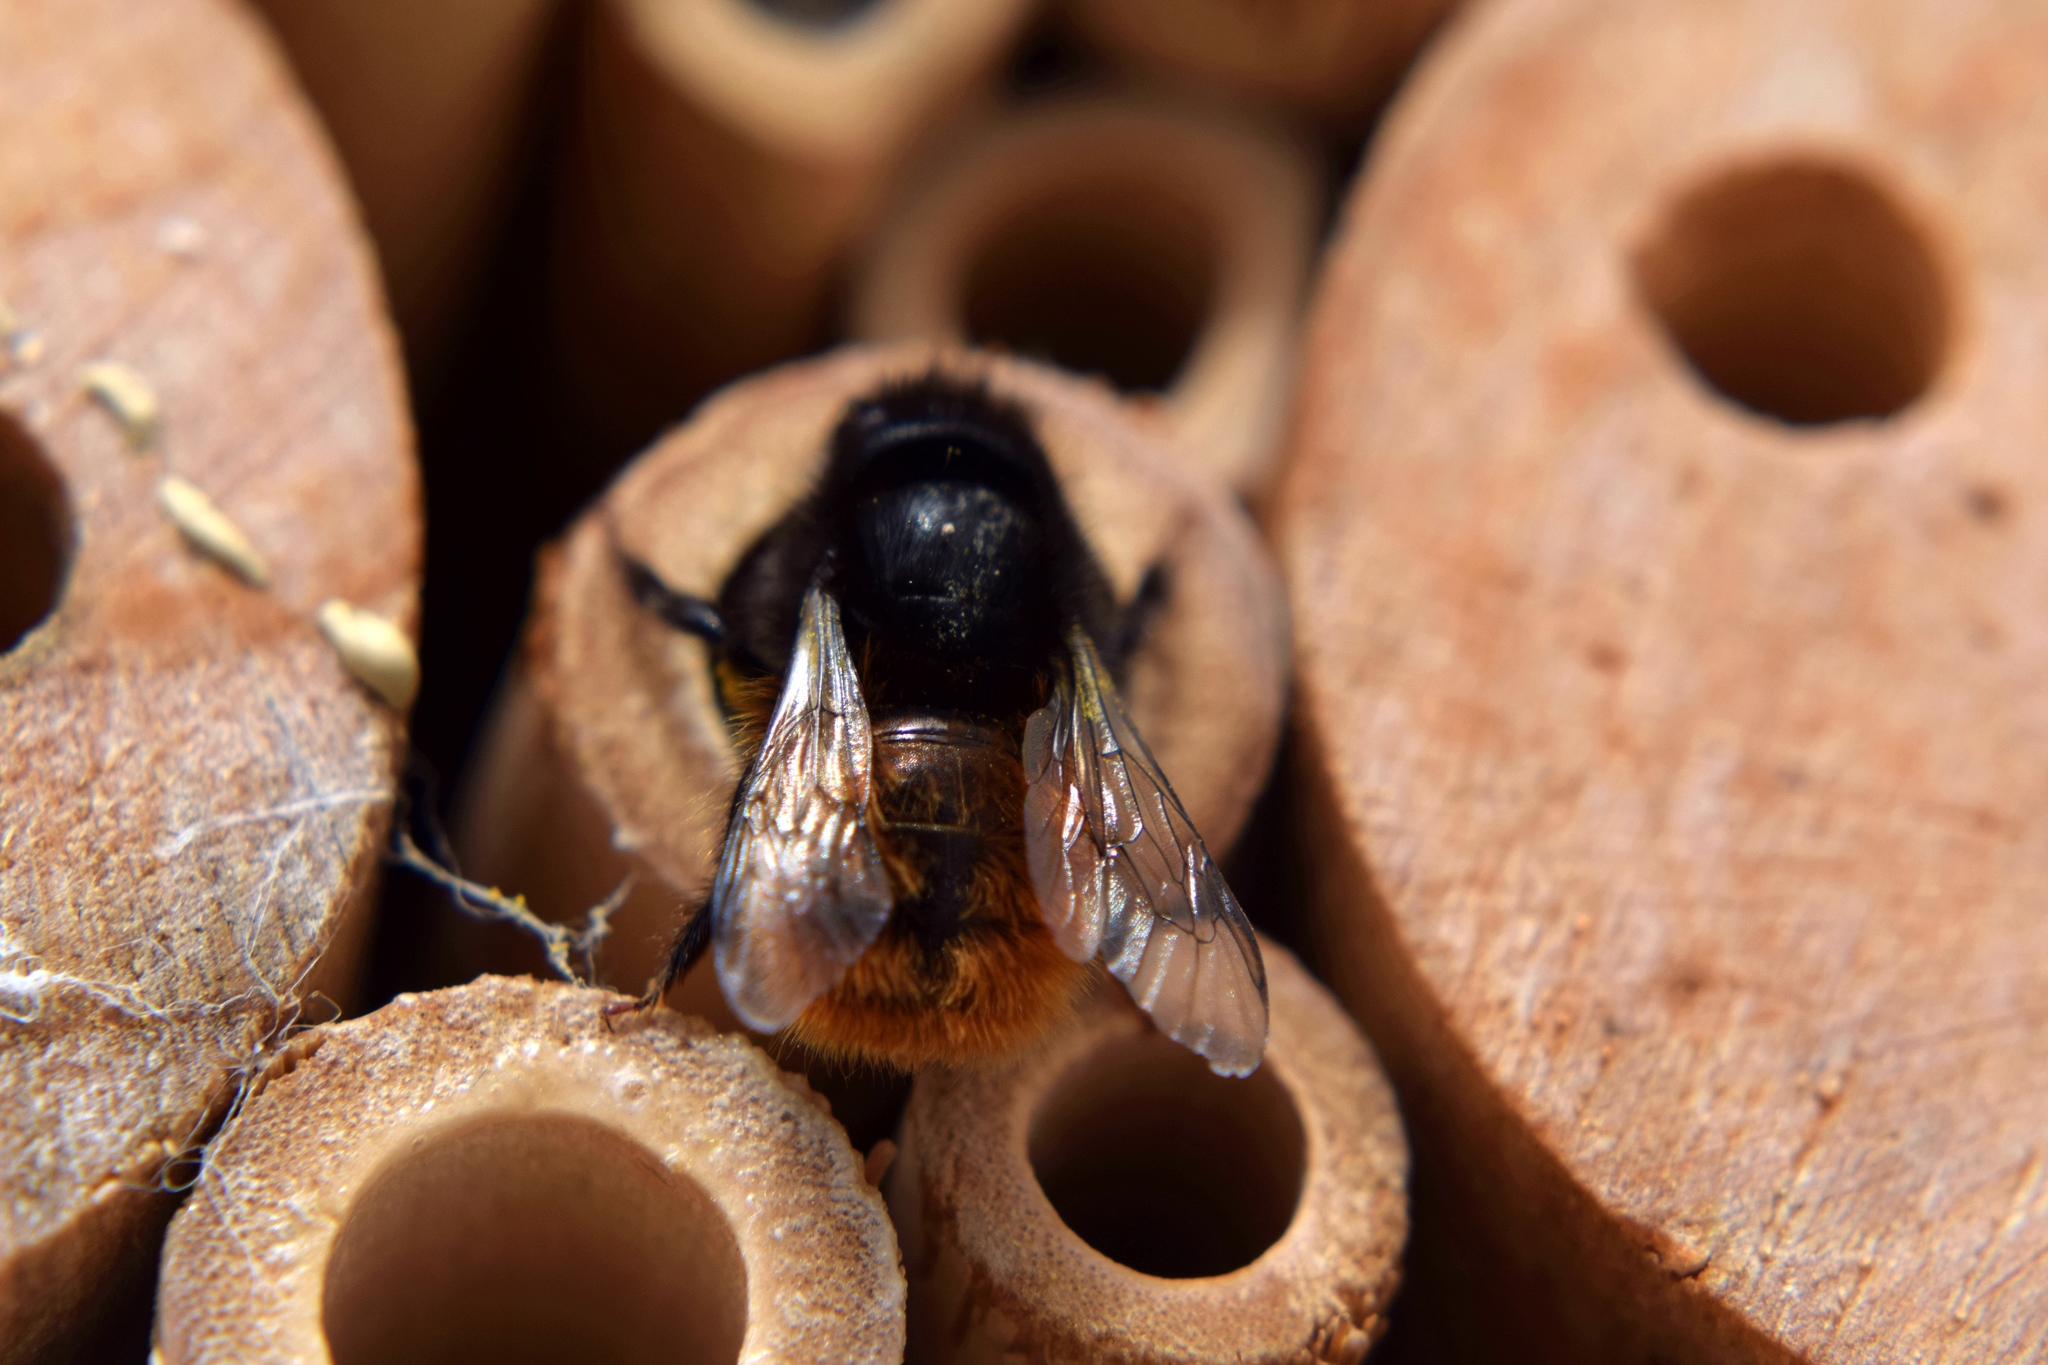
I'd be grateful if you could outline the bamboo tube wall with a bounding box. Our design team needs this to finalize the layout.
[155,977,904,1364]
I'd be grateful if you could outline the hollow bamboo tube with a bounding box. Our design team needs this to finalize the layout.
[849,95,1321,497]
[153,975,905,1363]
[553,0,1034,447]
[1064,0,1456,127]
[0,1,418,1359]
[1279,0,2048,1358]
[250,0,562,378]
[456,341,1287,1013]
[886,939,1405,1364]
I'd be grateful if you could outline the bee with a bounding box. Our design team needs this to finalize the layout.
[613,373,1267,1076]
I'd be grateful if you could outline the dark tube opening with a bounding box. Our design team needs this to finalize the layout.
[0,411,70,653]
[1029,1030,1304,1278]
[1634,158,1949,426]
[745,0,888,31]
[964,181,1217,396]
[323,1115,747,1365]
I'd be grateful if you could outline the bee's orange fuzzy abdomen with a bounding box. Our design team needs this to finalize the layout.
[789,918,1092,1071]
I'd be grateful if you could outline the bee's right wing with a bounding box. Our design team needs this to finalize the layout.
[1023,626,1269,1077]
[711,581,893,1032]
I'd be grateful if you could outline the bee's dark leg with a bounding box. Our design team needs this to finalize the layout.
[1108,562,1171,677]
[602,899,713,1023]
[620,551,725,644]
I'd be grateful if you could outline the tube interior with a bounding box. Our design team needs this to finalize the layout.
[962,178,1217,396]
[323,1115,748,1365]
[1028,1029,1305,1279]
[743,0,887,29]
[1632,158,1949,426]
[0,412,69,653]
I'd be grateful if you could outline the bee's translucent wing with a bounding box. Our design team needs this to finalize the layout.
[1023,627,1269,1076]
[712,581,892,1032]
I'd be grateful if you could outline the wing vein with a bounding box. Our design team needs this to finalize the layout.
[1022,625,1268,1075]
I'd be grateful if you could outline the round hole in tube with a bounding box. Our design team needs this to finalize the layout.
[963,181,1216,395]
[1029,1030,1305,1278]
[0,412,70,653]
[744,0,886,29]
[323,1115,747,1365]
[1633,158,1948,425]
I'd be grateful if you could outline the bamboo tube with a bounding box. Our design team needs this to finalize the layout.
[553,0,1035,448]
[886,940,1406,1364]
[0,1,419,1359]
[1279,0,2048,1358]
[849,95,1322,497]
[1064,0,1456,127]
[456,341,1287,1018]
[154,975,905,1363]
[251,0,562,376]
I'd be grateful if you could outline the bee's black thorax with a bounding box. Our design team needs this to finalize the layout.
[717,374,1116,688]
[833,468,1058,723]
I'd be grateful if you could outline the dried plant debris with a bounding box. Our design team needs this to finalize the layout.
[80,360,160,448]
[157,475,270,587]
[388,826,626,986]
[316,599,419,709]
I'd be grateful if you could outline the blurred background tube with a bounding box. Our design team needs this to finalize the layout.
[849,95,1322,497]
[551,0,1035,454]
[253,0,566,384]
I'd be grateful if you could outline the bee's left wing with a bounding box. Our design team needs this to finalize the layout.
[711,581,893,1032]
[1022,626,1269,1076]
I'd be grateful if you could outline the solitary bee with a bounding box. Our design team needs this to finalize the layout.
[615,373,1267,1076]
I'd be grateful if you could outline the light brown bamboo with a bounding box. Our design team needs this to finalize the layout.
[456,340,1288,1011]
[553,0,1035,447]
[886,939,1406,1364]
[0,1,419,1358]
[154,976,905,1363]
[1065,0,1457,127]
[849,95,1322,497]
[252,0,563,375]
[1279,0,2048,1358]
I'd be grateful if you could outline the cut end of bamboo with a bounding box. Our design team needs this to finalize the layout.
[887,940,1406,1364]
[154,976,906,1365]
[851,96,1320,496]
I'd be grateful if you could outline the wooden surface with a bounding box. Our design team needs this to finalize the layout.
[888,942,1405,1365]
[0,1,419,1358]
[551,0,1033,449]
[156,976,903,1364]
[459,341,1289,1010]
[1279,0,2048,1359]
[849,94,1321,498]
[252,0,562,374]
